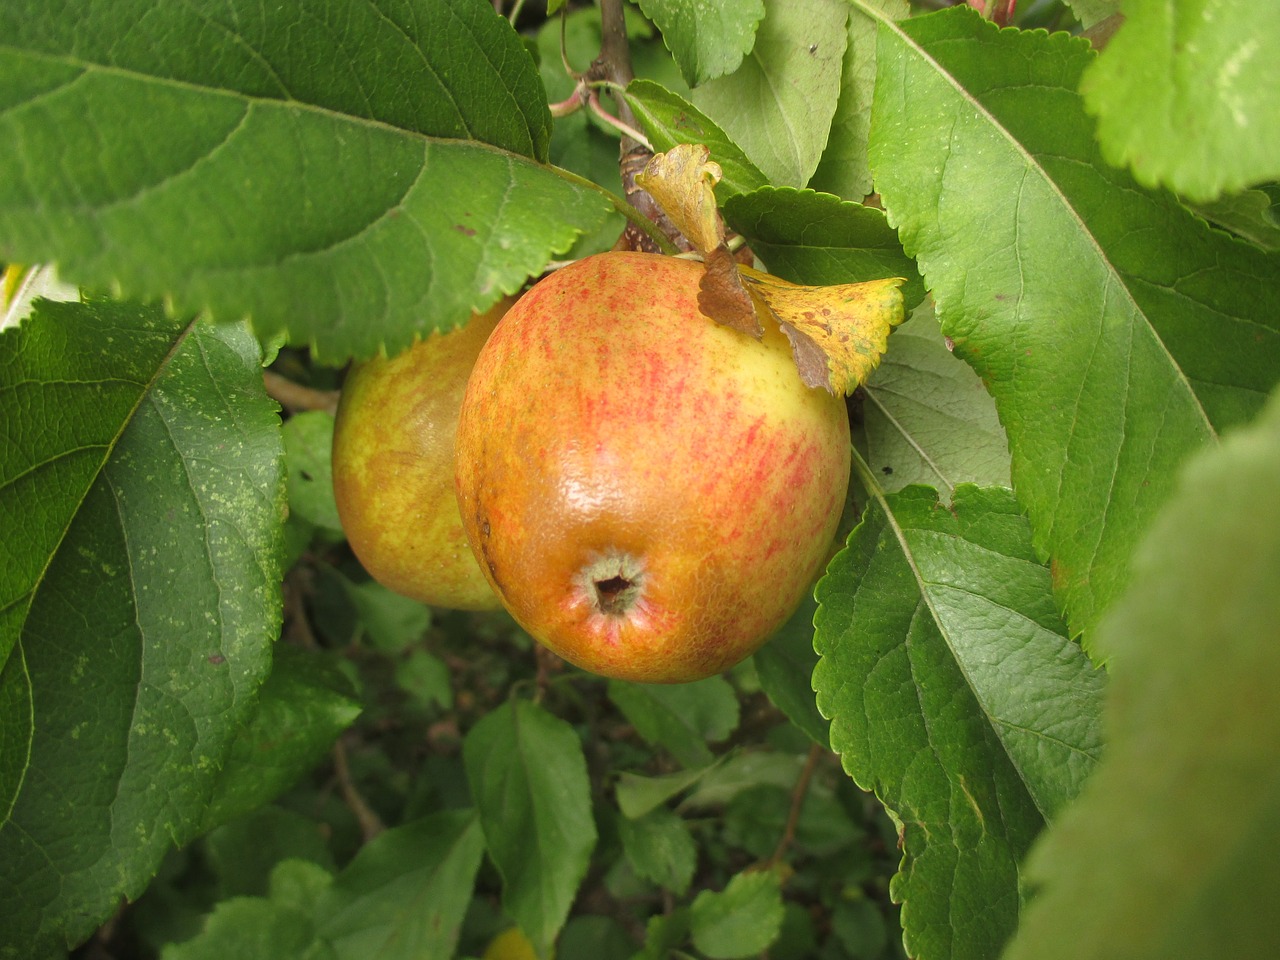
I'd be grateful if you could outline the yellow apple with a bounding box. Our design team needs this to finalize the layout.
[331,300,511,610]
[454,252,850,682]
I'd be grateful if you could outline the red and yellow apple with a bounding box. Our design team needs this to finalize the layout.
[454,252,850,683]
[331,299,510,610]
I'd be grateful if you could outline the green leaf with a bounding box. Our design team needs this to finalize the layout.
[1061,0,1121,29]
[810,0,909,201]
[163,861,335,960]
[283,411,342,533]
[689,869,785,960]
[622,80,770,200]
[559,916,639,960]
[617,807,697,896]
[813,482,1106,960]
[607,676,740,768]
[202,646,362,832]
[0,1,612,363]
[632,909,692,960]
[1191,187,1280,251]
[690,0,849,187]
[858,304,1011,500]
[394,649,454,711]
[1081,0,1280,202]
[680,752,808,811]
[316,811,486,960]
[463,700,597,959]
[867,5,1280,637]
[343,575,432,654]
[752,595,829,748]
[1003,387,1280,960]
[0,301,284,959]
[2,0,550,157]
[615,763,720,820]
[206,807,336,899]
[635,0,765,86]
[722,185,925,309]
[724,782,860,860]
[830,898,890,960]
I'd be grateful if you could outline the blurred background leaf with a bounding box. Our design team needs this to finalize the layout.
[464,700,597,959]
[1081,0,1280,202]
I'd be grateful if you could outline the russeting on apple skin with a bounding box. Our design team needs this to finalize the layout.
[331,300,510,611]
[454,252,850,683]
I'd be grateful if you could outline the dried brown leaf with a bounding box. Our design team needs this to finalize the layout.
[635,144,726,255]
[698,245,763,338]
[740,267,906,394]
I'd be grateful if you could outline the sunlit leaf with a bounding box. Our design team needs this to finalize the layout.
[635,0,766,86]
[691,0,849,187]
[1081,0,1280,202]
[866,5,1280,637]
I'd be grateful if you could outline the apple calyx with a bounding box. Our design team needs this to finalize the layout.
[576,550,647,618]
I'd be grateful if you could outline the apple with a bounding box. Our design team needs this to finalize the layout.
[331,299,511,611]
[454,252,850,683]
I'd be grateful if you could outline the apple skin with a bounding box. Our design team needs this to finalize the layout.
[454,252,851,683]
[331,300,511,611]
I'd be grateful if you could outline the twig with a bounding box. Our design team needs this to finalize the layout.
[282,568,321,650]
[590,0,691,253]
[768,743,825,867]
[587,90,653,150]
[264,369,339,415]
[333,737,385,841]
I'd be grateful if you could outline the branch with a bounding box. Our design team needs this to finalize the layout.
[333,737,386,842]
[590,0,692,253]
[768,743,825,867]
[264,369,339,415]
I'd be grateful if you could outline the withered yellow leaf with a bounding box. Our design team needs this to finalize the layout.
[635,144,726,256]
[739,266,906,395]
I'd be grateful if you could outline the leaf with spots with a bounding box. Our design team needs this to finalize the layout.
[0,0,612,363]
[740,266,905,394]
[0,299,285,958]
[814,479,1105,960]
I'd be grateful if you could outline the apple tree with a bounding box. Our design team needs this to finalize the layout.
[2,1,1279,959]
